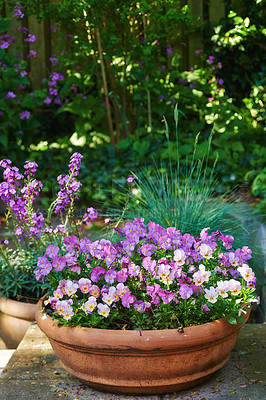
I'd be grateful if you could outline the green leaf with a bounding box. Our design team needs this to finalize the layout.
[228,11,237,18]
[192,89,203,98]
[227,316,237,325]
[60,80,74,98]
[171,53,181,68]
[4,68,23,82]
[179,144,193,155]
[21,96,36,108]
[231,142,244,152]
[237,314,245,323]
[0,132,8,148]
[0,18,11,34]
[115,138,131,150]
[133,140,150,156]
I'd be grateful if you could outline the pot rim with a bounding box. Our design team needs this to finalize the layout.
[0,296,37,321]
[36,296,250,351]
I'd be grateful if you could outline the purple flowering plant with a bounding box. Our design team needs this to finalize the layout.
[0,153,97,301]
[0,7,88,152]
[35,214,258,330]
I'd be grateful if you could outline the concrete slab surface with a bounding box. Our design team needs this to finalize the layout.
[0,323,265,400]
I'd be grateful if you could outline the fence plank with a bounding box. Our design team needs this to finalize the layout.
[187,0,203,67]
[27,16,47,89]
[209,0,225,24]
[44,18,52,71]
[1,2,6,18]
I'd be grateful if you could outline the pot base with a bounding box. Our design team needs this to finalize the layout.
[62,357,229,395]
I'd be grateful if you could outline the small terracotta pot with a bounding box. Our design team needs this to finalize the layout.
[36,298,250,394]
[0,297,36,348]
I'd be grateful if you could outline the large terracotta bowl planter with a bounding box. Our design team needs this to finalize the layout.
[0,297,36,348]
[36,298,250,395]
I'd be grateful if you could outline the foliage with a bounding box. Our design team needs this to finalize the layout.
[245,167,266,221]
[36,215,258,330]
[1,1,265,216]
[8,0,193,140]
[205,0,265,101]
[0,248,44,300]
[0,17,40,151]
[202,0,266,216]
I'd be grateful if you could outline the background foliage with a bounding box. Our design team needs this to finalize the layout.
[0,0,265,218]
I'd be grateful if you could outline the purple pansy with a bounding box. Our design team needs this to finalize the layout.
[46,244,59,258]
[179,284,193,299]
[52,256,66,271]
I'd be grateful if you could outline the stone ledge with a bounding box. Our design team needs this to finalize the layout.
[0,323,265,400]
[0,350,15,374]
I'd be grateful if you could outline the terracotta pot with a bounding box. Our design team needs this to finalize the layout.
[0,297,36,348]
[36,298,250,395]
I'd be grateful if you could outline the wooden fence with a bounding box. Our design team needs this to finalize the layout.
[1,0,226,89]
